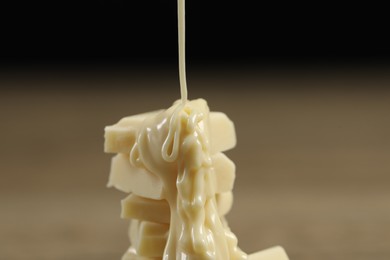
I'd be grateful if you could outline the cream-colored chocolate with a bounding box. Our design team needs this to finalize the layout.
[209,112,236,154]
[128,99,246,259]
[108,153,164,199]
[105,0,289,258]
[107,151,235,199]
[121,190,234,224]
[178,0,187,104]
[105,99,242,259]
[104,111,236,155]
[104,111,162,154]
[121,194,170,224]
[136,221,169,257]
[105,99,289,260]
[248,247,289,260]
[215,191,233,217]
[212,152,236,193]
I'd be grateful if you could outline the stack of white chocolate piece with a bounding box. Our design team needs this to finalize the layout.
[104,100,289,260]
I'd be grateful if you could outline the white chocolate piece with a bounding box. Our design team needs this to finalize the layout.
[248,246,289,260]
[215,191,233,216]
[107,154,163,199]
[122,247,159,260]
[135,221,169,257]
[122,193,232,223]
[104,111,236,154]
[104,111,162,154]
[209,112,236,154]
[212,152,236,193]
[129,220,140,247]
[109,152,234,199]
[125,221,169,258]
[107,154,133,193]
[121,194,170,224]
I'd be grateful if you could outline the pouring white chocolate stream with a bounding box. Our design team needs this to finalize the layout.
[104,0,289,259]
[178,0,187,104]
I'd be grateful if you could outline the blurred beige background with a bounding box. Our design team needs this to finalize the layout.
[0,67,389,260]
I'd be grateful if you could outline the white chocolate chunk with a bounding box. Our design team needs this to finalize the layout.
[136,221,169,257]
[104,126,137,154]
[215,191,233,216]
[121,194,170,224]
[122,247,159,260]
[249,246,289,260]
[126,221,169,259]
[107,154,133,193]
[104,111,161,154]
[107,154,163,199]
[212,152,236,193]
[104,111,236,154]
[109,152,234,199]
[129,220,140,247]
[209,112,236,154]
[117,111,162,127]
[122,193,231,223]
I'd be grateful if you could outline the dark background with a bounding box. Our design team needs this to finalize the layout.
[1,1,389,70]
